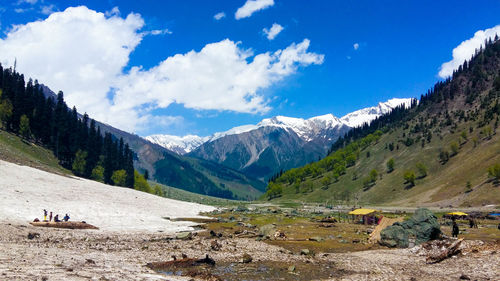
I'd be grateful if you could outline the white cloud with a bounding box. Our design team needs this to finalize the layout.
[17,0,38,5]
[235,0,274,20]
[113,38,324,118]
[353,43,359,50]
[439,25,500,78]
[146,28,172,36]
[0,6,324,134]
[105,6,120,17]
[263,23,283,40]
[214,12,225,20]
[0,6,145,131]
[15,7,32,13]
[40,4,57,15]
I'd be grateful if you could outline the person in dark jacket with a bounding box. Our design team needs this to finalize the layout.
[54,214,60,222]
[452,221,459,237]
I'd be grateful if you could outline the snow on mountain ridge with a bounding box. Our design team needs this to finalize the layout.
[340,98,414,128]
[145,134,209,154]
[145,98,413,154]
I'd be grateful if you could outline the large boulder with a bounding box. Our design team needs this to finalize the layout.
[380,208,441,248]
[380,223,409,248]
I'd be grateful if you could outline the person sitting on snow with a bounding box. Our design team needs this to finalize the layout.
[54,214,60,222]
[63,214,70,222]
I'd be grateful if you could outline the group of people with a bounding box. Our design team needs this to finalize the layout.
[42,209,70,222]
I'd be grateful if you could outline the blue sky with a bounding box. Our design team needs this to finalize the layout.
[0,0,499,137]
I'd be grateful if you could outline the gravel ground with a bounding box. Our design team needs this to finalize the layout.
[1,223,498,281]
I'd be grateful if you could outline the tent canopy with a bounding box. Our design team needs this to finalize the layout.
[446,212,468,216]
[348,208,378,215]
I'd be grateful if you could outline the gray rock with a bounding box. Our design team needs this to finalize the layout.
[240,253,253,263]
[175,232,192,240]
[380,208,441,248]
[259,224,276,237]
[300,249,310,255]
[309,236,323,242]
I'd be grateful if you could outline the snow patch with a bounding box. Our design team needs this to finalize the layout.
[0,160,215,232]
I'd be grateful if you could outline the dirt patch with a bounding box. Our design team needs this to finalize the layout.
[30,221,99,229]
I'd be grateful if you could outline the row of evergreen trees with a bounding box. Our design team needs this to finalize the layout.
[0,64,135,188]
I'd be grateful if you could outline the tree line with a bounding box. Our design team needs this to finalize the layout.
[0,64,135,188]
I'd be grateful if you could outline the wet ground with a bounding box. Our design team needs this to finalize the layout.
[158,260,362,281]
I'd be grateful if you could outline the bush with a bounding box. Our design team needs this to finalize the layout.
[439,149,449,164]
[386,158,395,173]
[266,182,283,199]
[72,150,87,176]
[403,170,416,187]
[19,114,31,139]
[91,165,104,182]
[450,142,459,156]
[488,164,500,184]
[416,163,427,178]
[111,170,127,186]
[134,170,152,193]
[369,169,378,182]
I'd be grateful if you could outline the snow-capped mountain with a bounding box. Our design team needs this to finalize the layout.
[145,134,209,155]
[144,97,413,181]
[145,98,413,156]
[340,98,414,127]
[209,114,344,143]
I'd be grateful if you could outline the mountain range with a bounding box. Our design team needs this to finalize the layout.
[146,98,413,180]
[266,37,500,207]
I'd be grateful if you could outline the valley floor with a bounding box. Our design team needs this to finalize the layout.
[0,222,498,281]
[1,160,499,280]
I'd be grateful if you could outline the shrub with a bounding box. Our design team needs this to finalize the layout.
[386,158,395,173]
[416,163,427,178]
[403,170,416,187]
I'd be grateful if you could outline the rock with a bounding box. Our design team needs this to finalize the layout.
[210,240,221,251]
[309,236,323,242]
[288,265,296,272]
[274,230,286,239]
[459,274,471,280]
[176,232,192,240]
[240,253,253,263]
[85,259,96,265]
[27,232,40,240]
[339,239,348,243]
[235,205,248,212]
[380,224,409,248]
[259,224,276,238]
[380,208,441,248]
[300,249,310,255]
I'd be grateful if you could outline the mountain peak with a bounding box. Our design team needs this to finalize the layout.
[340,98,413,128]
[145,134,208,154]
[145,97,412,154]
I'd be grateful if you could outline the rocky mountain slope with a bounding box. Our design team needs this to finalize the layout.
[181,99,412,181]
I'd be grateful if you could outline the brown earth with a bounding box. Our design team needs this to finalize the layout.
[0,222,498,280]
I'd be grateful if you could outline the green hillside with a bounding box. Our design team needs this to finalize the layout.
[266,37,500,207]
[0,129,70,175]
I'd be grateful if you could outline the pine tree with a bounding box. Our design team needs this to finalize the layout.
[19,114,31,139]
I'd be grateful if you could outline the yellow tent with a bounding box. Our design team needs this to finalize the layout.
[348,208,379,215]
[447,212,468,216]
